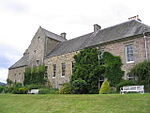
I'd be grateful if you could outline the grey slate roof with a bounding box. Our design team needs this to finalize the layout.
[85,20,150,47]
[46,32,93,57]
[47,20,150,57]
[9,54,28,69]
[41,27,67,42]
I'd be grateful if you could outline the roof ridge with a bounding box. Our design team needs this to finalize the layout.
[40,27,62,38]
[99,20,143,32]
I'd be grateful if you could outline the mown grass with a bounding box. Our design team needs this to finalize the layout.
[0,93,150,113]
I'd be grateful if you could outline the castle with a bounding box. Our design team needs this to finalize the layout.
[8,17,150,88]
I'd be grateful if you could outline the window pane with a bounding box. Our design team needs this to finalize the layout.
[53,64,56,77]
[62,63,66,76]
[126,44,134,62]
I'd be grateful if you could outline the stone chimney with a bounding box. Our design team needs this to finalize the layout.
[93,24,101,32]
[128,15,141,22]
[60,32,66,39]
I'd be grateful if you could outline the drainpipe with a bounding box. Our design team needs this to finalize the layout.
[143,33,148,60]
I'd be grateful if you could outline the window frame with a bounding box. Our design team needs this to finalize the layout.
[125,44,134,63]
[61,63,66,77]
[52,64,56,78]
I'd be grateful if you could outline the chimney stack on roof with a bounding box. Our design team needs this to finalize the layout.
[94,24,101,32]
[128,15,141,22]
[60,32,66,39]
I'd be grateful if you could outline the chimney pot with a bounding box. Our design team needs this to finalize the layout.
[94,24,101,32]
[128,15,141,22]
[60,32,66,39]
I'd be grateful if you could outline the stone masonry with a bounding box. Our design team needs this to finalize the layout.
[8,19,150,88]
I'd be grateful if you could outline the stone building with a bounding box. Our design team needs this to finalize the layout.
[8,18,150,88]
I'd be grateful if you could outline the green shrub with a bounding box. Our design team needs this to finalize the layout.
[72,80,88,94]
[99,80,110,94]
[116,80,135,92]
[17,87,29,94]
[0,86,5,93]
[39,88,50,94]
[27,84,46,90]
[59,83,72,94]
[14,83,23,88]
[4,86,14,93]
[49,88,59,94]
[130,60,150,92]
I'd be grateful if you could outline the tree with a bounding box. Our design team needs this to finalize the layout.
[71,48,105,94]
[71,48,124,94]
[130,60,150,92]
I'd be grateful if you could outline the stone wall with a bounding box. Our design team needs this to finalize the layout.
[8,66,26,83]
[99,35,150,79]
[44,52,77,88]
[27,27,46,67]
[45,35,150,88]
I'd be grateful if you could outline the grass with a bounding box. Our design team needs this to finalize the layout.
[0,93,150,113]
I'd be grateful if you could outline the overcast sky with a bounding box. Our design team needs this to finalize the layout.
[0,0,150,83]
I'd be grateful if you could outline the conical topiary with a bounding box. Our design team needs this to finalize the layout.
[99,80,110,94]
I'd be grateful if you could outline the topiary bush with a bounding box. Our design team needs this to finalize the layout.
[116,80,135,92]
[99,80,110,94]
[59,83,72,94]
[71,79,88,94]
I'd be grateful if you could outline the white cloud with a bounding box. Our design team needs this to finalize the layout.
[0,68,8,83]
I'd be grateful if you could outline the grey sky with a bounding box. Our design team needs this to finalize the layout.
[0,0,150,83]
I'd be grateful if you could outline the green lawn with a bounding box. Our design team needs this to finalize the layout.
[0,94,150,113]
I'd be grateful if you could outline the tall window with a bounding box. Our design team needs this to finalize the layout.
[125,44,134,63]
[53,64,56,78]
[61,63,66,77]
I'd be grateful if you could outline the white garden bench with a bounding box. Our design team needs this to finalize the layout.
[28,89,39,94]
[120,85,144,94]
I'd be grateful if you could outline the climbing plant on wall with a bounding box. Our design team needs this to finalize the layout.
[101,52,124,87]
[24,65,47,85]
[71,48,124,94]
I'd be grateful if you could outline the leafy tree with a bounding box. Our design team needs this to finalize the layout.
[71,48,105,94]
[71,48,124,94]
[130,60,150,92]
[99,80,110,94]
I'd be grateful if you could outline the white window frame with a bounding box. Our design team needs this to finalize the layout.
[125,44,134,63]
